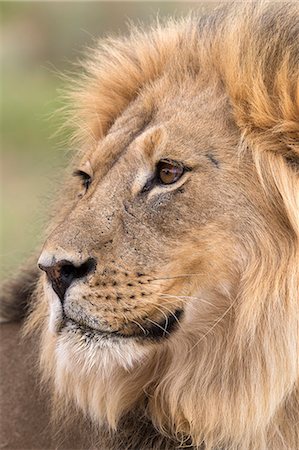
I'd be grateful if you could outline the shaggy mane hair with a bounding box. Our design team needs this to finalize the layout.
[4,2,298,450]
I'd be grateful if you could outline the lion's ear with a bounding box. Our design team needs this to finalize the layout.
[0,263,40,323]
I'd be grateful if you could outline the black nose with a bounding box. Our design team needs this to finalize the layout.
[39,258,97,302]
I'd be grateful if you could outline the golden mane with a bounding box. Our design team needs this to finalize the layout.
[19,2,299,449]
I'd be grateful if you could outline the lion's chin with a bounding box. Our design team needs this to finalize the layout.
[54,323,153,374]
[47,308,184,378]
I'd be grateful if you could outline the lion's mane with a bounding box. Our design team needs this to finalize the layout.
[7,2,299,449]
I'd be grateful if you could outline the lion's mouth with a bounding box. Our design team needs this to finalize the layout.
[62,309,183,341]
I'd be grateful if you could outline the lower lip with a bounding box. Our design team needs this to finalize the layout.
[62,309,183,342]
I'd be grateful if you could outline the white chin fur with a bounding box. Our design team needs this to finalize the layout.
[56,330,150,376]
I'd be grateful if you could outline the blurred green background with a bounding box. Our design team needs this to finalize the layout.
[0,1,218,279]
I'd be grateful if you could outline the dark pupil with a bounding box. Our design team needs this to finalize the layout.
[159,163,182,184]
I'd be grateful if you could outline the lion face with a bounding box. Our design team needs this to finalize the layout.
[38,86,253,359]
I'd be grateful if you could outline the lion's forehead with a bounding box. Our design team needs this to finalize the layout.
[85,84,239,180]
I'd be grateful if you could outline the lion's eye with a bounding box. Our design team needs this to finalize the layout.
[157,160,185,185]
[73,170,92,191]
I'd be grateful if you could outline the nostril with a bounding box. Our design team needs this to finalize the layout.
[60,257,97,281]
[76,257,97,278]
[60,263,77,286]
[38,257,97,302]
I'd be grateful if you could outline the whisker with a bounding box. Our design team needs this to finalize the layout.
[159,293,215,308]
[188,296,237,353]
[156,308,169,333]
[150,274,200,282]
[145,318,170,336]
[144,301,191,321]
[151,304,182,328]
[132,320,148,336]
[143,295,190,308]
[147,304,169,324]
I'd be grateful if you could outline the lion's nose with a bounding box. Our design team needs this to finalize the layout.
[38,258,97,302]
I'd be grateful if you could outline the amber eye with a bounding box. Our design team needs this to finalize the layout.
[157,160,185,185]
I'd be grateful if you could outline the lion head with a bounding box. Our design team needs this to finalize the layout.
[20,2,299,449]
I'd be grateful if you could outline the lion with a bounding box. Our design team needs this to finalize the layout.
[1,2,298,449]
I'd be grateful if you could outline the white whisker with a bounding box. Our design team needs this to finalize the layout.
[145,318,170,336]
[150,274,200,282]
[132,320,148,336]
[188,295,237,353]
[159,293,215,308]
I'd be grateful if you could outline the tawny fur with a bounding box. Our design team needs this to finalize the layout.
[1,2,299,450]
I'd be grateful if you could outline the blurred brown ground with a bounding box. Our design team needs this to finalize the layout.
[0,322,94,449]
